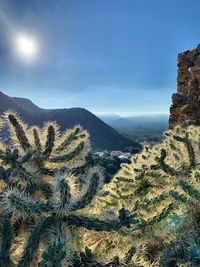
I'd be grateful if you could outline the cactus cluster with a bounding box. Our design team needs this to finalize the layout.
[0,112,134,267]
[83,125,200,266]
[2,111,200,266]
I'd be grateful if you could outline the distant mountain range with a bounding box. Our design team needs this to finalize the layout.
[100,114,168,143]
[100,114,169,127]
[0,91,141,152]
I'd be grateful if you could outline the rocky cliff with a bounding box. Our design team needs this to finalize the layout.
[169,44,200,128]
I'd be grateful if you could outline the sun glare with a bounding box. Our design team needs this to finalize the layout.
[15,34,38,61]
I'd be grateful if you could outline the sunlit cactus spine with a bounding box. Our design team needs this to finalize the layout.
[83,125,200,266]
[0,111,135,267]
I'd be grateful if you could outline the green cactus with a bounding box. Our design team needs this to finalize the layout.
[83,125,200,266]
[0,112,135,267]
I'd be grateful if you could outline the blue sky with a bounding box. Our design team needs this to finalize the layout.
[0,0,200,116]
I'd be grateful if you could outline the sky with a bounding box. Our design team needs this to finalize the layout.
[0,0,200,116]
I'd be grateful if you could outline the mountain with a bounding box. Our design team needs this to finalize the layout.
[98,114,121,124]
[100,114,168,144]
[0,91,141,152]
[108,117,133,128]
[100,114,168,127]
[11,97,44,113]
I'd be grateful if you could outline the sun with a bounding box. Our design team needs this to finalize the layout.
[15,34,38,61]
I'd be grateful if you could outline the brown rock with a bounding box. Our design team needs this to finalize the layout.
[169,105,180,117]
[172,93,187,107]
[187,86,200,95]
[177,83,188,94]
[187,48,197,59]
[169,44,200,129]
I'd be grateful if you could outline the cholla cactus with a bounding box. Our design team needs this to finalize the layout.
[85,125,200,266]
[0,112,134,267]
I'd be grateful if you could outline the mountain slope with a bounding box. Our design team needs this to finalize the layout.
[0,91,141,151]
[47,108,140,151]
[11,97,44,113]
[0,91,41,124]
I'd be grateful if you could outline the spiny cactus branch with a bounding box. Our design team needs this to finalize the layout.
[56,126,81,152]
[8,114,31,151]
[2,191,49,217]
[63,208,136,231]
[17,217,55,267]
[43,125,55,158]
[0,216,13,266]
[72,172,100,211]
[49,141,85,163]
[33,128,42,152]
[173,135,196,169]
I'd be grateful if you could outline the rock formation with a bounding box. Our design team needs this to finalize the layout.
[169,44,200,128]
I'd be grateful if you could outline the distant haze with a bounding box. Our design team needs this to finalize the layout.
[97,112,169,117]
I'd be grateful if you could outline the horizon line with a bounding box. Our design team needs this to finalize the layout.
[95,111,169,117]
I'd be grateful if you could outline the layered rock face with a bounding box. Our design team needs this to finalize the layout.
[169,44,200,128]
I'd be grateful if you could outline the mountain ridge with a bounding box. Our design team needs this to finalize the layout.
[0,91,141,152]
